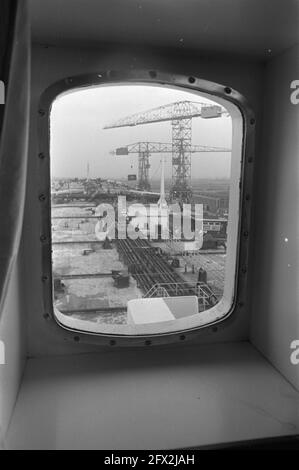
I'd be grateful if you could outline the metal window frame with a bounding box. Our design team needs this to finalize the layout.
[37,70,255,348]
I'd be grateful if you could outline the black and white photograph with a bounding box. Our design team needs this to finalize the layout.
[0,0,299,453]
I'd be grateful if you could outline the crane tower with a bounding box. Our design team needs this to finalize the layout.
[113,141,231,193]
[104,101,228,203]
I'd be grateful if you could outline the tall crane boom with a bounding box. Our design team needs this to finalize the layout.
[112,142,231,191]
[104,100,229,202]
[114,142,231,155]
[104,101,224,129]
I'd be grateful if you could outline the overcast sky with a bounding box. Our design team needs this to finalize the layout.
[50,84,232,180]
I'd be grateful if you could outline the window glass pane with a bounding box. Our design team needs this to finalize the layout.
[50,84,239,335]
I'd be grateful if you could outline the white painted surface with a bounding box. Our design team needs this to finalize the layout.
[0,260,26,448]
[128,298,175,324]
[6,342,299,450]
[127,296,198,324]
[250,44,299,391]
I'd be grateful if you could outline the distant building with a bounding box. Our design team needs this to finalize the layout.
[193,193,229,216]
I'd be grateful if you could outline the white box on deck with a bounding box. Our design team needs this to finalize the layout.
[127,296,198,325]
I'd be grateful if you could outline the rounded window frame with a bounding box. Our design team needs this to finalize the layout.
[38,69,255,348]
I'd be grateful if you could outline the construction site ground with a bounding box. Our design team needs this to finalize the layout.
[52,205,226,325]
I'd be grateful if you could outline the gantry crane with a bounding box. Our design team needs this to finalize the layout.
[112,141,231,192]
[104,101,229,202]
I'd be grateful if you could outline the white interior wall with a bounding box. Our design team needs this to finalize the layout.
[3,37,299,453]
[0,254,27,448]
[0,0,298,451]
[250,44,299,390]
[0,0,30,447]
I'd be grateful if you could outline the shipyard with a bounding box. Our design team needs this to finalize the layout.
[52,177,229,326]
[50,86,232,329]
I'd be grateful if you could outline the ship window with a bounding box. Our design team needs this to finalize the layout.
[45,79,246,338]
